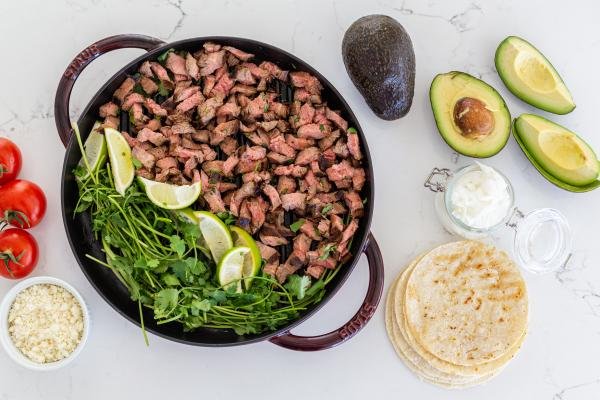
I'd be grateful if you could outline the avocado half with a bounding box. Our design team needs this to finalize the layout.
[495,36,575,115]
[429,71,511,158]
[513,114,600,190]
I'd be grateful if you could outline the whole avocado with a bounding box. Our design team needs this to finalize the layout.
[342,15,415,120]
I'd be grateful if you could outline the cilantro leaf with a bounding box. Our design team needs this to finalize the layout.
[216,211,236,226]
[192,299,212,312]
[162,273,180,286]
[155,288,179,314]
[157,48,175,63]
[169,235,186,257]
[320,244,336,260]
[171,260,188,281]
[289,219,305,233]
[347,127,358,134]
[285,275,311,300]
[321,204,333,216]
[131,157,142,169]
[210,290,227,304]
[186,257,206,275]
[157,81,170,97]
[181,222,201,242]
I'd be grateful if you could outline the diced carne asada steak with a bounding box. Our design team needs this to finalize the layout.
[216,102,241,120]
[344,191,364,218]
[185,53,200,80]
[211,72,235,98]
[144,98,168,117]
[326,159,354,182]
[242,171,271,183]
[277,175,297,194]
[137,128,168,146]
[297,123,331,139]
[336,219,359,259]
[113,77,135,104]
[222,155,239,176]
[286,135,315,150]
[150,62,172,83]
[259,61,288,81]
[234,66,256,86]
[102,116,120,130]
[139,76,159,95]
[289,71,322,95]
[199,50,226,76]
[223,46,254,61]
[230,181,257,216]
[259,232,288,247]
[299,219,321,240]
[99,102,119,118]
[274,165,307,178]
[202,42,221,52]
[352,167,366,191]
[257,241,279,263]
[347,130,362,160]
[261,184,281,210]
[165,52,188,77]
[281,192,307,211]
[97,42,368,285]
[121,93,145,111]
[240,145,267,162]
[219,137,239,155]
[325,107,348,131]
[139,61,154,78]
[132,146,155,169]
[203,187,226,213]
[176,92,204,112]
[295,146,320,166]
[156,156,178,170]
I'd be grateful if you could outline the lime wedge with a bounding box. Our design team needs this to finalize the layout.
[104,127,134,195]
[138,177,201,210]
[78,121,107,178]
[193,211,234,264]
[217,246,250,292]
[177,208,198,224]
[230,226,262,289]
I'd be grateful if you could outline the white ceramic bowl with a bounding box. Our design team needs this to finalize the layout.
[0,276,90,371]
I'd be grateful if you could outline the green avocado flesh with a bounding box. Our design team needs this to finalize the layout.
[430,71,511,158]
[495,36,575,114]
[514,114,600,189]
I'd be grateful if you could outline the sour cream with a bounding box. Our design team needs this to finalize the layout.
[449,163,512,229]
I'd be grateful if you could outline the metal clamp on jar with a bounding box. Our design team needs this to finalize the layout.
[425,162,572,274]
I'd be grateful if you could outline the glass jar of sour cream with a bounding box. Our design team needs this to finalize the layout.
[425,162,572,274]
[435,163,514,238]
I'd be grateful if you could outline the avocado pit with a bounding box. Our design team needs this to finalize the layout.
[453,97,495,139]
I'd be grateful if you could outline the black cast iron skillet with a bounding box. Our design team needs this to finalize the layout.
[55,35,384,350]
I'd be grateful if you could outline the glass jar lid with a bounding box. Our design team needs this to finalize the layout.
[512,208,572,274]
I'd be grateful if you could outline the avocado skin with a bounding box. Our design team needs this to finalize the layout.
[342,15,415,120]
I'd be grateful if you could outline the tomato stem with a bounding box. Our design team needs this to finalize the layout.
[0,249,24,278]
[1,210,30,229]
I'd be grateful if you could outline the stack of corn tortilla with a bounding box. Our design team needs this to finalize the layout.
[385,241,528,388]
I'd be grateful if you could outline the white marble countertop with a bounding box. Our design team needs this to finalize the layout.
[1,0,600,398]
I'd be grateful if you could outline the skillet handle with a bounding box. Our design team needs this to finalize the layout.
[269,232,384,351]
[54,34,165,147]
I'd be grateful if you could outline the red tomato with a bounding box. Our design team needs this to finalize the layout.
[0,228,39,279]
[0,180,47,228]
[0,138,22,185]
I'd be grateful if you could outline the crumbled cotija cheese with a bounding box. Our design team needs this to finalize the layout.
[8,284,84,363]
